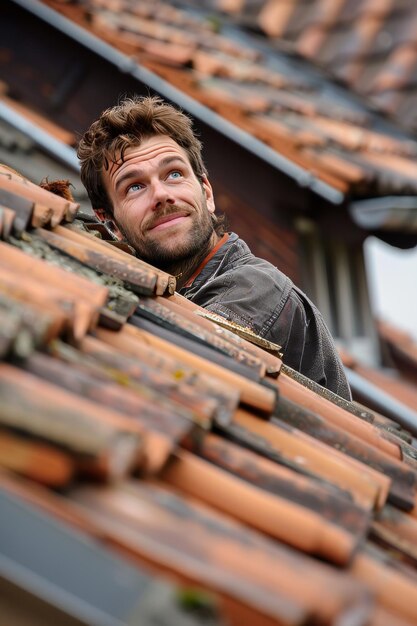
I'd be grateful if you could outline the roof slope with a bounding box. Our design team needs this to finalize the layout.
[13,0,416,229]
[206,0,417,134]
[1,163,417,624]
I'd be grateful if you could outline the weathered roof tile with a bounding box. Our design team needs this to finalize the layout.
[198,0,417,133]
[32,0,417,209]
[0,165,417,622]
[3,0,417,617]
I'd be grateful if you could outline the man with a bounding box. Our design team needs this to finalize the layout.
[78,95,351,400]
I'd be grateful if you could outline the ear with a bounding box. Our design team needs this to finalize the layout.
[201,175,215,214]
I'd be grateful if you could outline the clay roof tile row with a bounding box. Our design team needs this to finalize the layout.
[1,164,417,624]
[204,0,417,132]
[38,0,417,202]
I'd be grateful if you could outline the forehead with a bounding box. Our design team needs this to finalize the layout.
[105,135,190,182]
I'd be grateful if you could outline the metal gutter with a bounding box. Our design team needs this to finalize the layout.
[346,368,417,436]
[10,0,344,206]
[0,101,79,172]
[349,196,417,232]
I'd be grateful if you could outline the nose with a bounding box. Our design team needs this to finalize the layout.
[151,179,175,211]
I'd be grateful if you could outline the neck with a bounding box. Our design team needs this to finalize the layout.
[164,232,221,289]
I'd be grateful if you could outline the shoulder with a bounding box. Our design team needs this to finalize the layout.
[221,236,293,294]
[189,242,294,336]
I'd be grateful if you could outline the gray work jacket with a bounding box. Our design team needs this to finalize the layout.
[180,233,351,400]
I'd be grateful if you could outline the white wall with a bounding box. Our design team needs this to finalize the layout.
[364,236,417,341]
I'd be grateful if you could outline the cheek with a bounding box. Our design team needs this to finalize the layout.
[115,201,143,227]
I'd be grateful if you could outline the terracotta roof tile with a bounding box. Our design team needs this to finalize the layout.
[5,0,417,611]
[370,607,417,626]
[31,0,417,210]
[0,430,74,487]
[0,163,79,222]
[23,0,417,208]
[378,320,417,384]
[193,431,371,534]
[69,480,372,625]
[162,448,366,564]
[280,376,404,461]
[351,548,417,622]
[255,0,335,37]
[257,0,303,39]
[197,0,417,132]
[234,407,388,510]
[370,45,417,93]
[1,166,417,622]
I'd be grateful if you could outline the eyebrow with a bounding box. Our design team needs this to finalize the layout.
[114,155,188,193]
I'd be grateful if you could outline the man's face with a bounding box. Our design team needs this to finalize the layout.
[103,135,217,267]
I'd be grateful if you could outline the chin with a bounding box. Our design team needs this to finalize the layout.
[134,239,191,266]
[129,218,214,265]
[153,227,196,250]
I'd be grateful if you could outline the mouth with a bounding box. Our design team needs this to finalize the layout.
[148,212,190,232]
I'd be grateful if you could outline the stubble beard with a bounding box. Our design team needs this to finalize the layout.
[115,200,216,274]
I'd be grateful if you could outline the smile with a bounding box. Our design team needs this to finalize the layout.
[148,213,189,232]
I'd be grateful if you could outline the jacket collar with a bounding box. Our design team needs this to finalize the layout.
[180,232,249,295]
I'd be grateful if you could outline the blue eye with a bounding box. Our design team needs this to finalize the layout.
[127,183,143,193]
[168,171,182,180]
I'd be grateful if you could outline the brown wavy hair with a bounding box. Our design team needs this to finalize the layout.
[77,95,209,215]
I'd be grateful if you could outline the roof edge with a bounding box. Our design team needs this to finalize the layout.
[9,0,344,205]
[346,367,417,436]
[0,101,79,172]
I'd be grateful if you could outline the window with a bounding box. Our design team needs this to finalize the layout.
[298,219,380,365]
